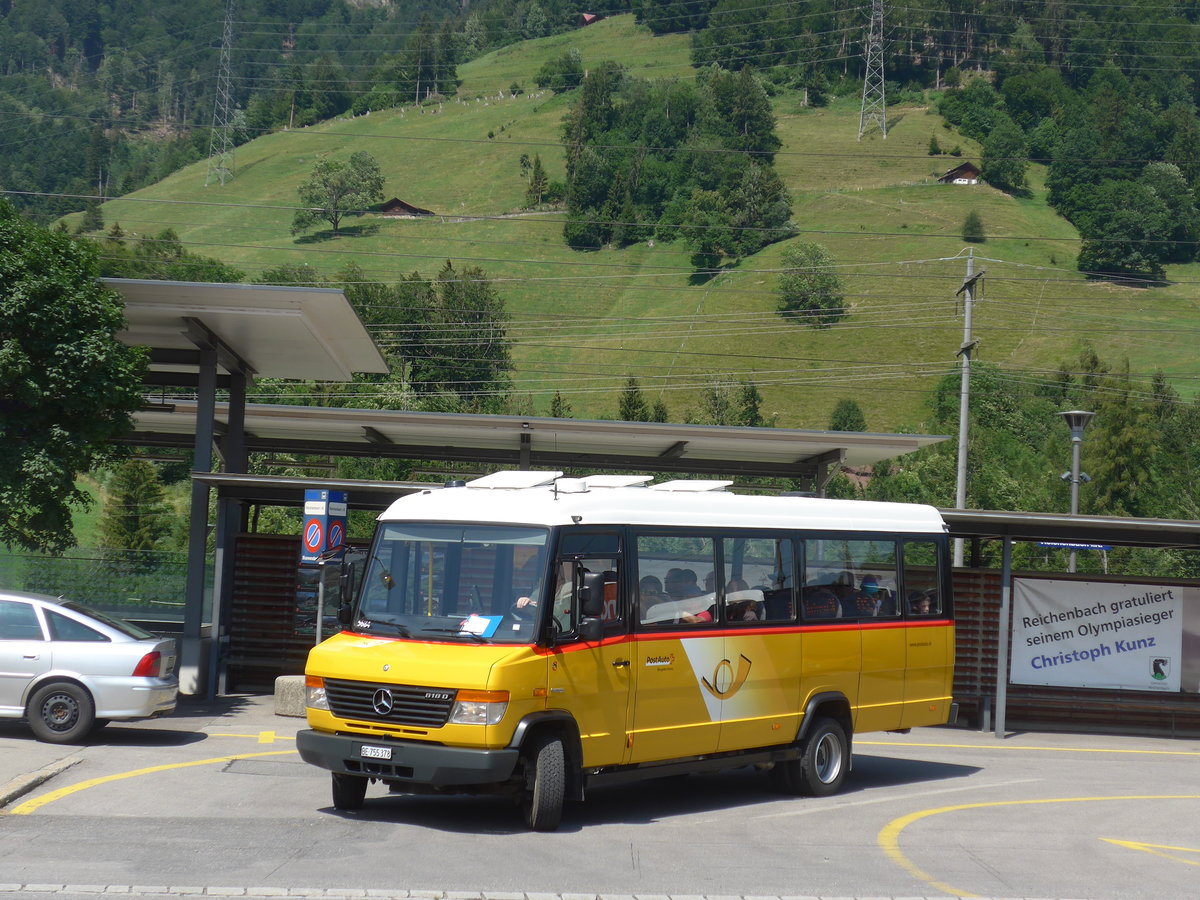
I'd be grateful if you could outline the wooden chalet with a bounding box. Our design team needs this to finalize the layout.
[937,162,981,184]
[372,197,435,218]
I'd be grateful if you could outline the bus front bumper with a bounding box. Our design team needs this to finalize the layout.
[296,729,521,787]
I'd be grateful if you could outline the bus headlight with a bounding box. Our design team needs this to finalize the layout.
[449,690,509,725]
[306,675,329,710]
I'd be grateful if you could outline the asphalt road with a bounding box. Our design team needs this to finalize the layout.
[1,696,1198,900]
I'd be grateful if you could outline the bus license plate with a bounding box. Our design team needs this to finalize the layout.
[360,744,392,760]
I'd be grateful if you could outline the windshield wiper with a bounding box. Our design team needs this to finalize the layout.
[421,627,488,643]
[361,615,412,638]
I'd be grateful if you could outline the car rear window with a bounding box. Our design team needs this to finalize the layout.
[47,609,110,642]
[60,600,155,640]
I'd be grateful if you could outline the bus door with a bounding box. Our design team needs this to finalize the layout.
[900,540,954,728]
[715,536,804,753]
[627,534,722,763]
[544,536,634,768]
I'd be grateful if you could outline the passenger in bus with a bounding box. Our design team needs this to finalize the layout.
[665,568,703,601]
[908,589,936,615]
[639,575,669,623]
[725,578,759,621]
[846,575,882,617]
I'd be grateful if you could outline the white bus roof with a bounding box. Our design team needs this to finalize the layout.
[379,472,947,535]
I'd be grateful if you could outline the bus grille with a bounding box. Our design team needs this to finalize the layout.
[324,678,456,728]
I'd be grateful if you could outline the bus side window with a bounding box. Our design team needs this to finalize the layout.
[902,540,942,616]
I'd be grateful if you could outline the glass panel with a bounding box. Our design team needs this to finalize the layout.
[47,609,110,642]
[802,538,899,619]
[635,535,717,626]
[59,600,155,639]
[903,540,942,616]
[355,524,549,643]
[722,537,795,623]
[0,599,44,641]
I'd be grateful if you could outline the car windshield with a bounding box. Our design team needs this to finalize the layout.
[60,600,156,640]
[353,523,549,644]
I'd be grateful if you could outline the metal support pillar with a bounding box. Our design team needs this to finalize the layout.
[182,348,217,695]
[994,536,1013,739]
[208,369,247,699]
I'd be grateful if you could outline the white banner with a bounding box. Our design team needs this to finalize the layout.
[1011,579,1188,691]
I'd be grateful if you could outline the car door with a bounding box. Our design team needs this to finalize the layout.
[0,598,52,715]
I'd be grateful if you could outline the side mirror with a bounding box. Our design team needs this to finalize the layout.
[337,552,364,628]
[580,572,605,617]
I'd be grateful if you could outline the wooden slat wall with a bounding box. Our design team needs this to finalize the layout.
[227,534,313,693]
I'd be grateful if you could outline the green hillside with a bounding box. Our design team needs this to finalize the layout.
[87,14,1200,432]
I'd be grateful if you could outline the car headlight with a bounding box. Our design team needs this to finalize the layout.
[448,690,509,725]
[305,675,329,710]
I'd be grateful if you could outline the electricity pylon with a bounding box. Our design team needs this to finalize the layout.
[205,0,236,186]
[858,0,887,140]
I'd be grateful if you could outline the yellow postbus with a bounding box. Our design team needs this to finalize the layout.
[297,470,955,830]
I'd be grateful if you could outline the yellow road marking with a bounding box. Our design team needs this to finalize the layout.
[6,749,298,815]
[1102,839,1200,867]
[878,794,1200,899]
[209,732,295,742]
[859,739,1200,757]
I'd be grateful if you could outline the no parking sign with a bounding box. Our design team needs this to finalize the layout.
[300,490,348,563]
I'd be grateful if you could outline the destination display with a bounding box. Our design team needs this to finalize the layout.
[1011,578,1200,693]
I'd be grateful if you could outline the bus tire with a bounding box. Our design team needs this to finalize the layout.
[520,732,566,831]
[331,772,368,811]
[771,717,848,797]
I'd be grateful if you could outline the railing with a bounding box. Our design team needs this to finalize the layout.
[0,549,190,624]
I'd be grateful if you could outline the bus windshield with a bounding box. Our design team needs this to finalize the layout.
[353,523,549,643]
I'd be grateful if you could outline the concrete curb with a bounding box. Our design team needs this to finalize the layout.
[0,754,81,809]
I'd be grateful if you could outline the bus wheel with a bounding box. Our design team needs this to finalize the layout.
[520,733,565,831]
[331,772,368,811]
[771,717,848,797]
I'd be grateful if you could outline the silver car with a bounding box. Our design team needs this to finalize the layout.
[0,590,179,743]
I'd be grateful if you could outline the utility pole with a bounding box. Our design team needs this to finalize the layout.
[205,0,236,186]
[858,0,887,140]
[953,250,983,568]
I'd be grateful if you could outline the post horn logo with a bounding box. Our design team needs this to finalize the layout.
[702,654,753,699]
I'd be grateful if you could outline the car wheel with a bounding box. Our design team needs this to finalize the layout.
[331,772,368,811]
[520,732,566,832]
[28,682,96,744]
[770,716,849,797]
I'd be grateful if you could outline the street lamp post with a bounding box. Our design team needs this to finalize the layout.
[1059,409,1094,573]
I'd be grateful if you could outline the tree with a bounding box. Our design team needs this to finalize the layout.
[962,210,985,243]
[525,154,549,207]
[96,459,173,555]
[618,377,650,421]
[829,399,866,432]
[549,390,572,418]
[535,49,584,94]
[777,240,846,327]
[1075,180,1172,280]
[408,261,513,407]
[980,114,1029,193]
[0,201,146,553]
[291,151,385,237]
